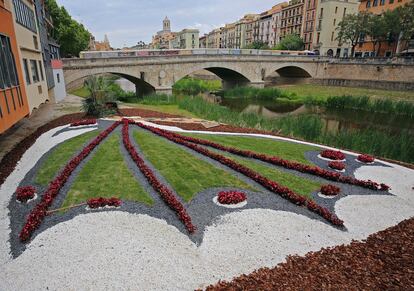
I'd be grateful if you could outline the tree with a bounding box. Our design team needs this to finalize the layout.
[336,12,370,57]
[45,0,90,57]
[367,13,388,56]
[244,41,269,50]
[396,1,414,53]
[274,34,304,50]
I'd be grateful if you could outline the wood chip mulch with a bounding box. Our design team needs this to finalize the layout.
[118,108,180,118]
[204,218,414,291]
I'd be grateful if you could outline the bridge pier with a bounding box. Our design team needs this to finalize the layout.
[155,87,173,96]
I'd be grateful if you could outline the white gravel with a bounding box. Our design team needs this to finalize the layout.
[0,123,413,290]
[0,125,98,266]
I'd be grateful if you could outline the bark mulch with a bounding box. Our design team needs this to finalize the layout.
[0,109,177,187]
[204,218,414,291]
[153,121,414,170]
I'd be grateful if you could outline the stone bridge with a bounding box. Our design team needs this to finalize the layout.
[63,54,414,95]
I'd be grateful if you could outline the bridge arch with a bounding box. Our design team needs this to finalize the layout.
[64,68,157,97]
[172,63,260,91]
[264,64,314,85]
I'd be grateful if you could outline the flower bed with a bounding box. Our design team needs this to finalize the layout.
[320,185,341,196]
[328,161,346,171]
[87,197,122,209]
[121,119,195,233]
[138,126,389,192]
[16,186,36,203]
[134,122,344,227]
[321,150,346,161]
[218,191,247,205]
[70,119,97,127]
[19,121,121,242]
[358,154,375,164]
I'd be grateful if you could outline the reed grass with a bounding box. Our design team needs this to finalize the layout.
[173,77,222,95]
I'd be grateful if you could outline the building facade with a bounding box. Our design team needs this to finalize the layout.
[270,3,288,47]
[170,29,199,49]
[199,35,207,48]
[151,17,176,49]
[302,0,318,50]
[12,0,49,112]
[0,0,30,133]
[313,0,359,57]
[356,0,411,57]
[259,11,273,45]
[280,0,305,38]
[88,34,112,51]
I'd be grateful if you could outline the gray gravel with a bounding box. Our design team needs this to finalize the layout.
[7,120,393,259]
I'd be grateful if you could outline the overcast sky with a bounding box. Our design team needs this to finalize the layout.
[56,0,282,48]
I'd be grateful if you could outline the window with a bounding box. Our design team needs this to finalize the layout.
[22,59,30,84]
[333,19,336,26]
[33,36,38,50]
[317,32,320,43]
[373,0,378,6]
[331,31,335,41]
[366,0,371,7]
[38,60,44,81]
[13,0,37,32]
[335,7,338,13]
[30,60,39,83]
[343,8,347,16]
[380,0,385,5]
[320,8,323,18]
[0,35,20,90]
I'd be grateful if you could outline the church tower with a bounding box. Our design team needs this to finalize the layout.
[163,16,171,32]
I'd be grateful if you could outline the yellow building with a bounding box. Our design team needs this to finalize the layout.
[313,0,359,57]
[12,0,49,112]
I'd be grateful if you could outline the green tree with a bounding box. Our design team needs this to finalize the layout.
[396,1,414,53]
[367,13,388,56]
[336,12,370,57]
[274,34,304,51]
[244,41,269,50]
[45,0,90,57]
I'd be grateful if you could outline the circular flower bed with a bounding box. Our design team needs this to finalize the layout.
[218,191,247,205]
[328,161,346,171]
[321,150,346,161]
[87,197,122,209]
[320,185,341,196]
[16,186,36,203]
[357,154,375,164]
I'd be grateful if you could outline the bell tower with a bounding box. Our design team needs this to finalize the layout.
[163,16,171,32]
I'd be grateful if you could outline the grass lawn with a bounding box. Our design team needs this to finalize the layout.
[133,129,255,202]
[217,151,321,198]
[69,86,90,98]
[278,84,414,101]
[122,103,196,118]
[63,134,153,208]
[182,133,319,165]
[35,131,100,186]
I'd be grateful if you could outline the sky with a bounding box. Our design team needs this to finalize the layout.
[56,0,283,48]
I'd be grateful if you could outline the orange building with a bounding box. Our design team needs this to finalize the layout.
[0,0,30,134]
[356,0,410,57]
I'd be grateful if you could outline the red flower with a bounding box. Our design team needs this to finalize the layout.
[134,122,344,227]
[218,191,247,204]
[87,197,122,209]
[70,119,97,127]
[16,186,36,203]
[121,119,195,233]
[328,161,346,171]
[320,185,341,196]
[358,154,375,163]
[19,121,121,242]
[321,150,346,161]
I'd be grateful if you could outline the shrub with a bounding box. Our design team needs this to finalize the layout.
[16,186,36,203]
[358,154,375,163]
[320,185,341,196]
[218,191,247,205]
[87,197,121,209]
[321,150,346,160]
[328,161,346,171]
[70,119,97,127]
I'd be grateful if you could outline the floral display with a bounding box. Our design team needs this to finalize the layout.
[135,125,389,191]
[320,150,346,161]
[320,185,341,196]
[70,119,97,127]
[16,186,36,203]
[87,197,122,209]
[134,121,344,227]
[19,121,121,242]
[121,119,195,233]
[358,154,375,163]
[328,161,346,171]
[218,191,247,205]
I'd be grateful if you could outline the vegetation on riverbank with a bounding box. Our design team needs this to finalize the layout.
[173,77,221,95]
